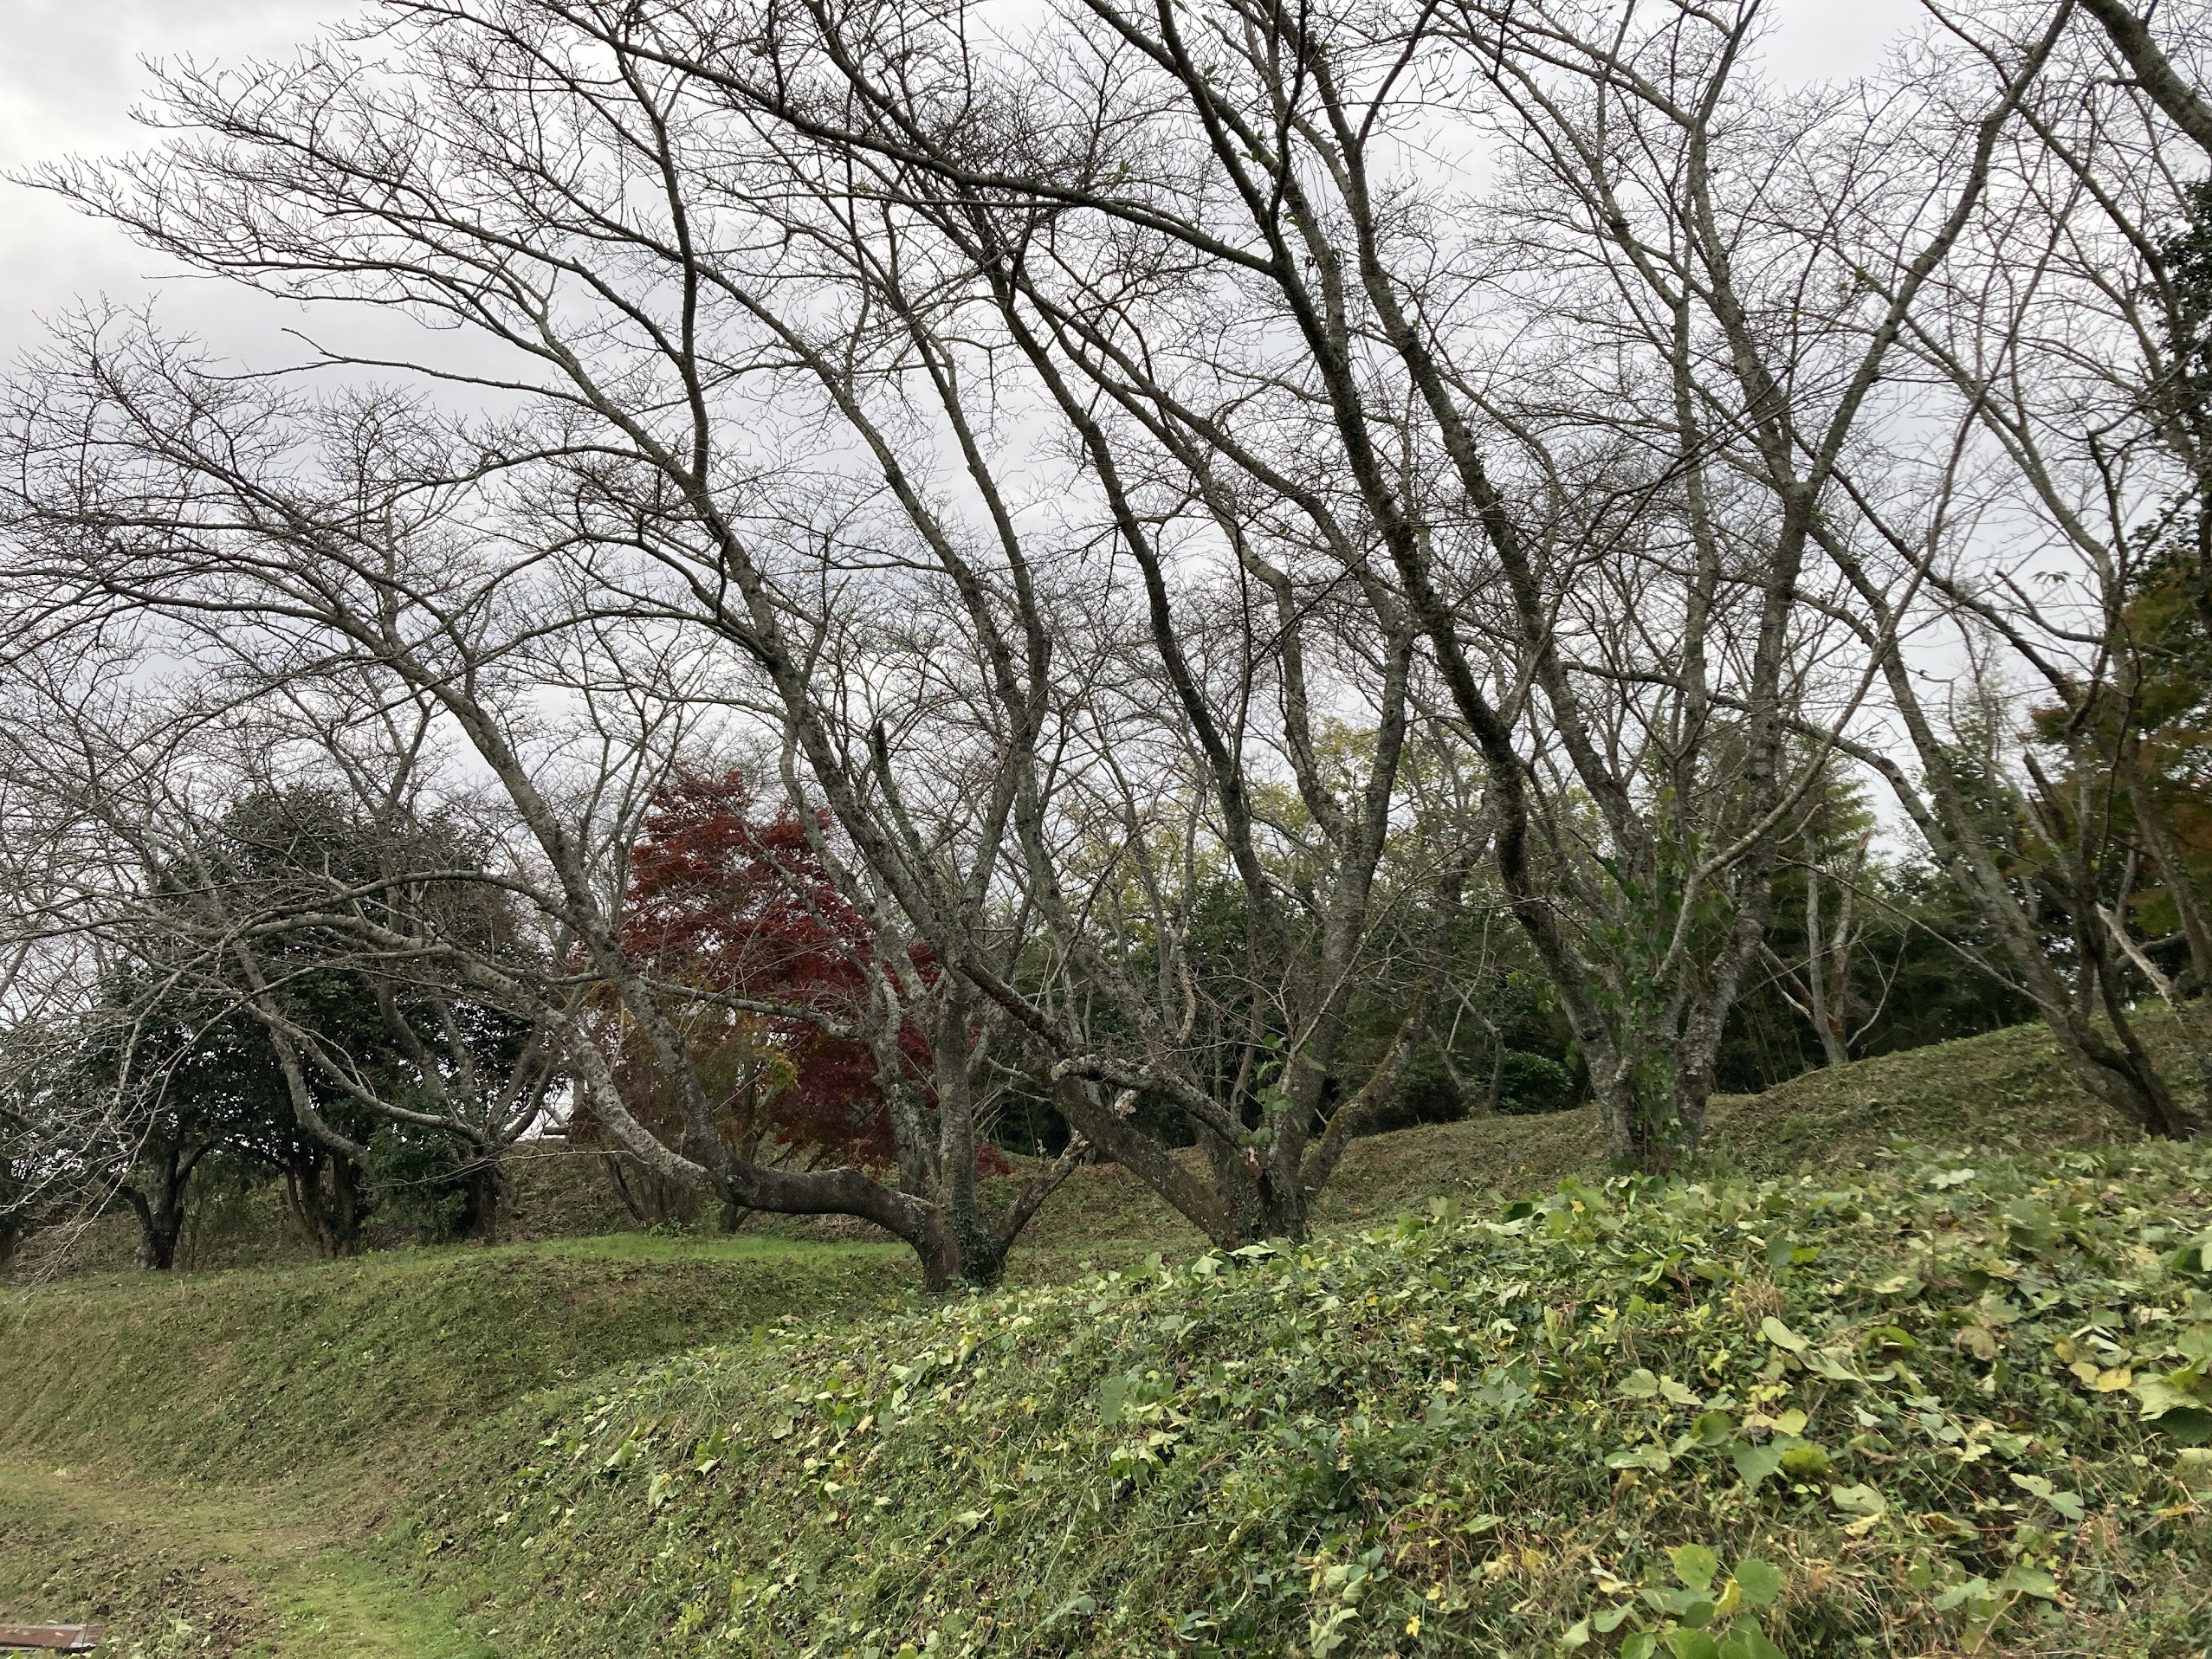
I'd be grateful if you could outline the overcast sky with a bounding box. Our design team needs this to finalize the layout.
[0,0,1924,367]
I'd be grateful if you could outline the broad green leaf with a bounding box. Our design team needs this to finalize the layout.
[1732,1442,1783,1493]
[1807,1351,1858,1382]
[1759,1317,1808,1354]
[2131,1377,2212,1444]
[1669,1542,1719,1591]
[2008,1471,2083,1519]
[1619,1368,1661,1399]
[1829,1481,1885,1519]
[1732,1556,1783,1607]
[1934,1575,1993,1613]
[1309,1604,1359,1657]
[1995,1565,2059,1601]
[2150,1407,2212,1446]
[1691,1410,1735,1447]
[1717,1618,1788,1659]
[2132,1375,2206,1419]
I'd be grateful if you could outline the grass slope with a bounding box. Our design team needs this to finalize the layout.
[0,1236,905,1656]
[999,1011,2164,1272]
[3,1017,2209,1656]
[424,1142,2212,1657]
[18,1010,2176,1286]
[0,1236,906,1483]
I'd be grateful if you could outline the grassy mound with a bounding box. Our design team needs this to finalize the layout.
[0,1235,905,1485]
[0,1236,909,1656]
[4,1017,2207,1655]
[424,1142,2212,1657]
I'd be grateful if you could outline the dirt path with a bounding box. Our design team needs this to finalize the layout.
[0,1460,491,1658]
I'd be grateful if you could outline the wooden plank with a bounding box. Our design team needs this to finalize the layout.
[0,1626,104,1652]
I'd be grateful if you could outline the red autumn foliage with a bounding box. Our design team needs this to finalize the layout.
[578,770,1007,1177]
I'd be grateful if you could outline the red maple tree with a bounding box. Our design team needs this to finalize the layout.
[577,770,1006,1180]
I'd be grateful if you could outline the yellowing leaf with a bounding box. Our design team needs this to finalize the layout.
[1830,1481,1885,1519]
[1670,1542,1720,1591]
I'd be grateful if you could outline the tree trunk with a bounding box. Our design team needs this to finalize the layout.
[282,1148,371,1259]
[2123,743,2212,990]
[123,1143,204,1270]
[456,1154,506,1243]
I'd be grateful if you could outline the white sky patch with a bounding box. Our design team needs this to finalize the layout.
[0,0,1965,866]
[0,0,356,363]
[2,0,1927,362]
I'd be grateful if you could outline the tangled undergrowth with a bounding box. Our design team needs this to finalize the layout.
[423,1143,2212,1656]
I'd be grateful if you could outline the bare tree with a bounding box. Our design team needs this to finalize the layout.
[11,0,1475,1254]
[587,0,2070,1167]
[1768,0,2212,1136]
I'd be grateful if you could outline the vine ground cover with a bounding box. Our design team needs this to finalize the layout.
[426,1143,2212,1656]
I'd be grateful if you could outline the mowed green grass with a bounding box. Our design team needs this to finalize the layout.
[0,1234,907,1483]
[0,1465,498,1659]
